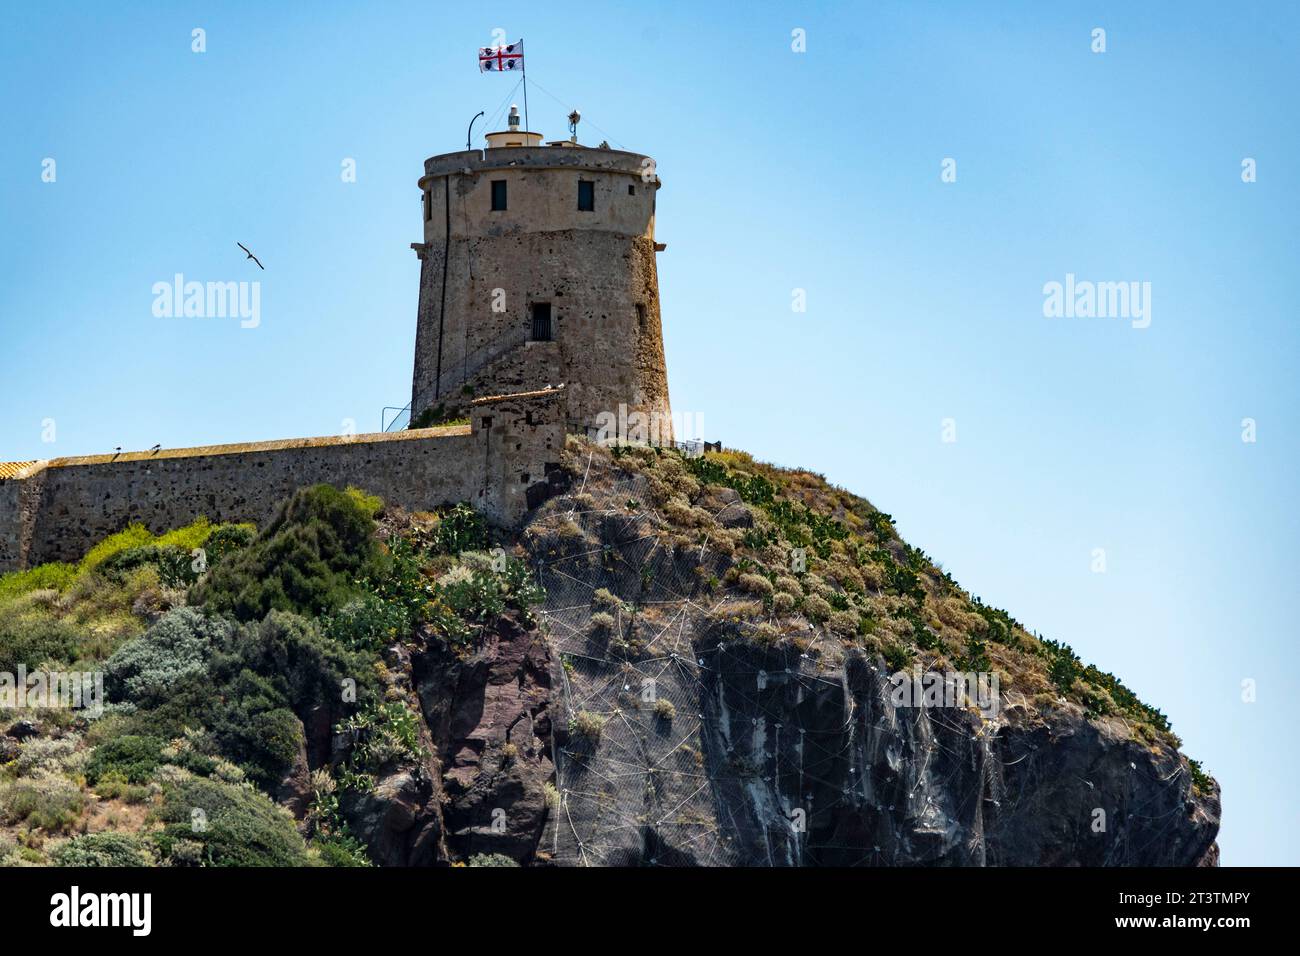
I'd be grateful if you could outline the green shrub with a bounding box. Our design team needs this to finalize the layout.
[468,852,520,867]
[433,556,543,640]
[101,544,199,588]
[86,735,165,785]
[0,607,81,671]
[202,524,256,566]
[434,503,489,554]
[13,736,81,776]
[881,640,913,672]
[335,701,425,782]
[51,833,152,867]
[79,524,155,574]
[324,595,412,651]
[440,567,505,623]
[499,557,546,611]
[205,672,304,789]
[314,836,373,867]
[0,774,86,832]
[153,773,313,867]
[104,607,232,705]
[192,485,384,622]
[0,562,77,602]
[153,518,216,553]
[344,487,384,519]
[92,771,152,803]
[215,611,375,719]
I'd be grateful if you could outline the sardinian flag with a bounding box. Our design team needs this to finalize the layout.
[479,40,524,72]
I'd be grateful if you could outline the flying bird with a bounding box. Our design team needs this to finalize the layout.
[149,444,161,453]
[237,242,264,270]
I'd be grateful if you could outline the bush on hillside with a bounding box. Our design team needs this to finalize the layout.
[0,608,80,671]
[104,607,233,705]
[0,562,77,602]
[51,832,152,867]
[85,735,165,785]
[152,773,313,867]
[191,485,385,622]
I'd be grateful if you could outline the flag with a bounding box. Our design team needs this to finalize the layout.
[479,40,524,73]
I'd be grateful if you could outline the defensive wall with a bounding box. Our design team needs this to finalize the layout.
[0,387,565,573]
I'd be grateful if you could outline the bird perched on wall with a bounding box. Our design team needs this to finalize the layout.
[149,444,161,454]
[237,242,264,270]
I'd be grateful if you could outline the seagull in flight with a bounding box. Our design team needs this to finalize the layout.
[237,242,264,270]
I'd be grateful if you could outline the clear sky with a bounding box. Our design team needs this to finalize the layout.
[1,1,1296,865]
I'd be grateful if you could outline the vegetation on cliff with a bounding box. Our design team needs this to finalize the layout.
[0,486,544,866]
[564,440,1188,750]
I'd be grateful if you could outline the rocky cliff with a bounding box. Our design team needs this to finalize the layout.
[344,438,1219,867]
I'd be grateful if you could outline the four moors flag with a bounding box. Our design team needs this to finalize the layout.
[479,40,524,72]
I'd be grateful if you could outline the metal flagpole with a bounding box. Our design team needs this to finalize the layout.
[521,40,530,133]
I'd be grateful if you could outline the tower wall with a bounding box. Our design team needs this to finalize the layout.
[412,146,671,437]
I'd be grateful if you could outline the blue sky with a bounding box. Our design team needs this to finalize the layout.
[1,1,1296,864]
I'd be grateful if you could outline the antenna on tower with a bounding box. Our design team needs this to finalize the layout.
[568,109,581,144]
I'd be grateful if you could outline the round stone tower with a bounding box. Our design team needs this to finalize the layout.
[410,106,672,440]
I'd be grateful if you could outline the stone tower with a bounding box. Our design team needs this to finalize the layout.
[410,106,672,439]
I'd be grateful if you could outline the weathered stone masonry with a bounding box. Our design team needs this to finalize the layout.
[412,138,672,434]
[0,388,565,572]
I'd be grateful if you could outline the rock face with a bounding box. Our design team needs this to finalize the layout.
[342,448,1219,867]
[522,456,1220,868]
[413,616,555,862]
[341,616,556,866]
[344,593,1219,868]
[532,623,1218,867]
[691,644,1219,866]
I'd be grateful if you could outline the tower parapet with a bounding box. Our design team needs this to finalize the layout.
[411,115,671,438]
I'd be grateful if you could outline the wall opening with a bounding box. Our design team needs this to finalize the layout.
[577,180,595,212]
[491,179,508,211]
[531,302,553,342]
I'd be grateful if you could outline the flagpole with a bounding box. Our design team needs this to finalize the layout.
[521,40,530,135]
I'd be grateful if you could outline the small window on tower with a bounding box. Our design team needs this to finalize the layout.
[530,302,553,342]
[636,303,647,329]
[578,180,595,211]
[628,184,635,196]
[424,190,432,222]
[491,180,507,211]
